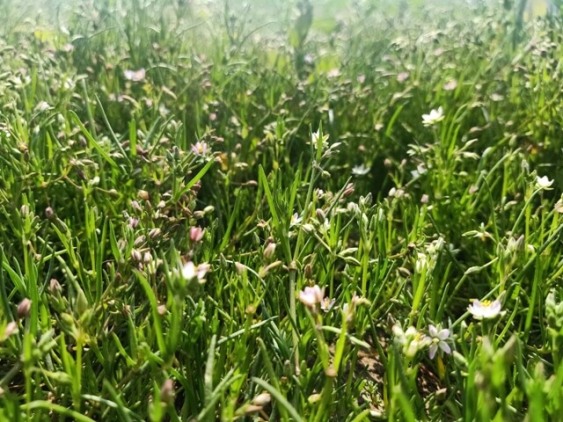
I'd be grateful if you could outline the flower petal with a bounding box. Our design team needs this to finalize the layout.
[438,329,450,340]
[439,341,451,355]
[429,344,438,360]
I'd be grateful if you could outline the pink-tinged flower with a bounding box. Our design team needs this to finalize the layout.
[17,298,32,319]
[123,68,146,82]
[128,217,139,229]
[181,261,210,284]
[263,242,276,259]
[425,325,451,359]
[397,72,409,83]
[299,285,324,308]
[190,227,205,243]
[468,299,502,320]
[3,321,18,339]
[443,79,458,91]
[191,141,210,157]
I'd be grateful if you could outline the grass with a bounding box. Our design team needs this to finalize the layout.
[0,0,562,420]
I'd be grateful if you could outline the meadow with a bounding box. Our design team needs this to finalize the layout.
[0,0,562,420]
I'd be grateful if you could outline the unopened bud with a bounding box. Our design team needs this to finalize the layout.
[343,183,355,197]
[131,200,142,211]
[190,227,205,243]
[134,235,146,247]
[49,278,62,294]
[45,207,55,219]
[263,242,276,259]
[3,321,18,338]
[325,366,337,378]
[304,263,313,279]
[193,211,205,219]
[131,249,142,262]
[251,392,271,406]
[17,298,32,319]
[20,204,30,217]
[149,228,161,239]
[138,190,150,201]
[160,379,175,404]
[191,181,202,193]
[234,262,246,274]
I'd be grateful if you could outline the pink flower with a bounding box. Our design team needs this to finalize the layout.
[190,227,205,243]
[299,285,324,308]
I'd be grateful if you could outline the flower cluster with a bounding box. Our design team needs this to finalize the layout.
[393,325,427,358]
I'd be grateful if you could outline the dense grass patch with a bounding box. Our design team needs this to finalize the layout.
[1,0,563,420]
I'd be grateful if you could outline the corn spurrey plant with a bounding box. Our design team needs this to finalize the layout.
[0,0,562,420]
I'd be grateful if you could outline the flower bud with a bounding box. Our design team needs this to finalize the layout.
[17,298,32,319]
[138,190,150,201]
[190,227,205,243]
[49,278,62,294]
[45,207,55,219]
[160,379,175,404]
[263,242,276,259]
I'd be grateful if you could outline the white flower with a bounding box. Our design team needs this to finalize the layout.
[311,130,329,152]
[34,101,51,112]
[468,299,502,320]
[181,261,210,283]
[415,252,428,273]
[290,213,303,227]
[320,297,336,312]
[422,107,445,127]
[535,175,554,191]
[299,285,324,308]
[123,68,146,82]
[425,325,451,359]
[393,325,427,358]
[352,164,370,176]
[191,141,210,157]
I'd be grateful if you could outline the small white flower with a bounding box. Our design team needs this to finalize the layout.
[425,325,451,359]
[181,261,210,283]
[320,297,336,312]
[290,213,303,227]
[352,164,370,176]
[123,68,146,82]
[299,285,324,308]
[422,107,445,127]
[196,263,210,280]
[311,130,329,152]
[181,261,196,280]
[535,175,554,191]
[34,101,51,112]
[191,141,210,157]
[415,252,428,273]
[468,299,502,320]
